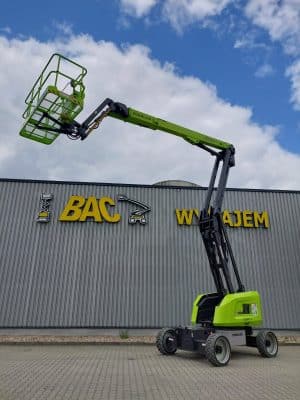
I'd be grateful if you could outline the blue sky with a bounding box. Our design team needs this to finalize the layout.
[1,1,300,189]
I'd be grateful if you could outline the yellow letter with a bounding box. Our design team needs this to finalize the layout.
[99,197,121,223]
[243,210,254,228]
[222,210,233,227]
[59,195,85,221]
[175,209,195,225]
[233,210,242,227]
[79,196,102,222]
[254,211,269,228]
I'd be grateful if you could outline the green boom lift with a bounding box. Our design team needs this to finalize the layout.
[20,54,278,366]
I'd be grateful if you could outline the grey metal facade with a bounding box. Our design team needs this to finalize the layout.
[0,178,299,329]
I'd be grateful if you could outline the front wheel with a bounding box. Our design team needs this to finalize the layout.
[256,330,278,358]
[205,334,231,367]
[156,328,177,355]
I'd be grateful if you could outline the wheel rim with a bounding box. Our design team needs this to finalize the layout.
[215,337,230,364]
[265,333,278,355]
[164,332,177,353]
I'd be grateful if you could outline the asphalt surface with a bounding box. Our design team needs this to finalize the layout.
[0,344,299,400]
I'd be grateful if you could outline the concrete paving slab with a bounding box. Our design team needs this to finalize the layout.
[0,344,299,400]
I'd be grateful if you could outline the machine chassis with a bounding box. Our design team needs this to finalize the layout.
[156,326,278,367]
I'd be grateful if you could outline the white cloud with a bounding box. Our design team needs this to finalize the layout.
[120,0,158,17]
[1,33,300,189]
[244,1,300,118]
[119,0,232,25]
[0,26,11,34]
[286,60,300,110]
[254,63,275,78]
[234,38,253,49]
[52,21,73,36]
[162,0,232,31]
[234,34,270,51]
[245,0,300,56]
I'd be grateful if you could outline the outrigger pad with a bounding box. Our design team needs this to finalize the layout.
[19,53,87,145]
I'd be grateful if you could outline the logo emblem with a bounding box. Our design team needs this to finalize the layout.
[37,193,53,222]
[118,195,151,225]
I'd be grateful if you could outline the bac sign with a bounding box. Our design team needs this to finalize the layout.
[59,196,120,223]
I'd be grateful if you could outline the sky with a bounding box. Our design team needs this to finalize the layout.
[1,0,300,189]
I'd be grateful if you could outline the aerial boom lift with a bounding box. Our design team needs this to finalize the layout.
[20,54,278,366]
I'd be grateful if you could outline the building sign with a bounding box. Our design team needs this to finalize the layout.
[59,195,151,225]
[175,209,269,228]
[37,193,53,223]
[59,196,121,223]
[41,193,269,229]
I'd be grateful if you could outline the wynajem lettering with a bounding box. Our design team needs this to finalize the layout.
[175,209,269,228]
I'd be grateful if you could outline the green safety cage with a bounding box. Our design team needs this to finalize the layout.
[19,53,87,144]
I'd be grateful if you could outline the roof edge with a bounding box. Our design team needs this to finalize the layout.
[1,177,300,194]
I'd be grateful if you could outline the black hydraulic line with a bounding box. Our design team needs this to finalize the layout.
[196,143,220,157]
[214,214,235,293]
[202,236,226,294]
[34,112,81,136]
[203,155,220,214]
[221,222,245,292]
[35,112,64,132]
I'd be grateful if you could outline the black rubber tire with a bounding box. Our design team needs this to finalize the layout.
[205,334,231,367]
[156,328,177,355]
[256,330,278,358]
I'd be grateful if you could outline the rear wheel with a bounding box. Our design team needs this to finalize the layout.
[156,328,177,355]
[256,330,278,358]
[205,334,231,367]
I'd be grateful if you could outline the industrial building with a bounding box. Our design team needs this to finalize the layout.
[0,178,299,330]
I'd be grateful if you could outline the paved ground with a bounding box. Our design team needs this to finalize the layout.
[0,344,299,400]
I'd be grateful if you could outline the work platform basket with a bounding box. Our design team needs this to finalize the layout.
[19,53,87,144]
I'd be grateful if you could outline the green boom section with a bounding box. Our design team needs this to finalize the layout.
[109,107,232,151]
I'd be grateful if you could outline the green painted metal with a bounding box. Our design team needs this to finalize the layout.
[109,108,232,150]
[20,53,87,144]
[190,294,205,325]
[213,291,263,327]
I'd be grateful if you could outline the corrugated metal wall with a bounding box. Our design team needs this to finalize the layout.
[0,179,299,329]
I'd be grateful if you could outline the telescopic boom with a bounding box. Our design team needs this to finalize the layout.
[43,97,232,151]
[109,106,231,151]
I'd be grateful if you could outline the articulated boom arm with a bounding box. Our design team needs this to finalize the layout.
[35,97,245,295]
[109,105,231,151]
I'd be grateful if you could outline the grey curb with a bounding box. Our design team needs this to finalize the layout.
[0,335,299,345]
